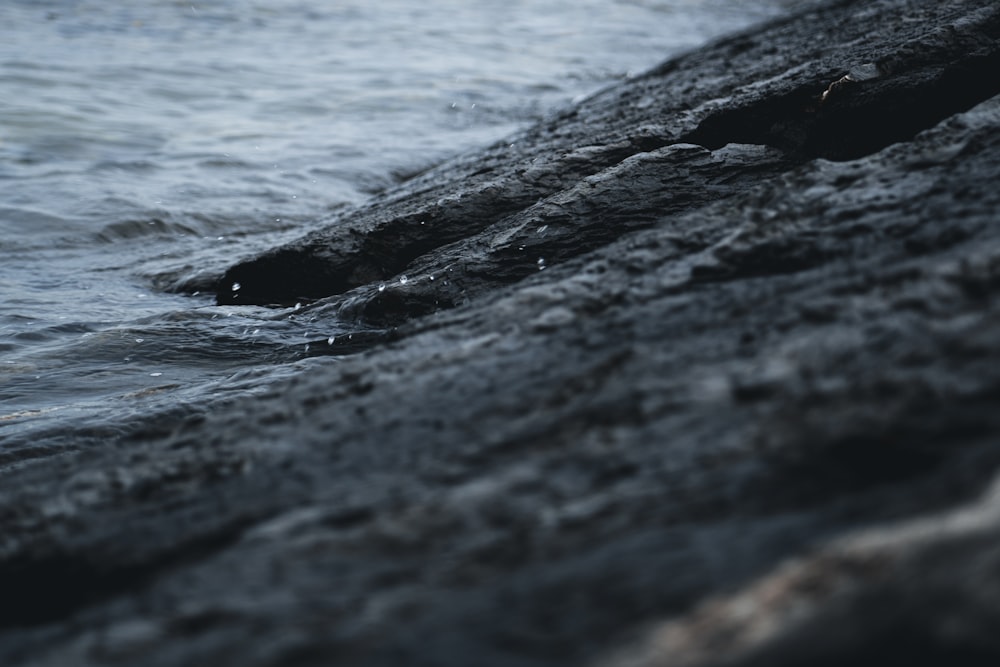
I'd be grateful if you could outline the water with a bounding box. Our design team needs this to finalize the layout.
[0,0,801,453]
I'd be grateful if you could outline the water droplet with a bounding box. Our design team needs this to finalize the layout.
[429,275,435,281]
[537,258,547,270]
[399,275,409,285]
[150,372,163,377]
[231,282,241,291]
[327,336,335,345]
[304,343,310,353]
[253,329,259,335]
[294,302,301,310]
[378,283,386,292]
[135,338,144,343]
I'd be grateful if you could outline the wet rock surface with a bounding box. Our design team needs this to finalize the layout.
[4,0,1000,665]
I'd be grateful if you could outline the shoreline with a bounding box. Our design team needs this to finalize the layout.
[3,0,1000,664]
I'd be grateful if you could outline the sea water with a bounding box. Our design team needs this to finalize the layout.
[0,0,801,455]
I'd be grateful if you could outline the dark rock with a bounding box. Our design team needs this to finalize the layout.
[4,0,1000,666]
[215,0,1000,309]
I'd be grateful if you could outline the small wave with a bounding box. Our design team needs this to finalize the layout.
[90,159,161,172]
[2,320,95,347]
[0,206,72,237]
[94,217,200,243]
[196,156,256,169]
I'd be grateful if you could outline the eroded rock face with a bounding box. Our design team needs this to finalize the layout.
[213,0,1000,311]
[3,1,1000,666]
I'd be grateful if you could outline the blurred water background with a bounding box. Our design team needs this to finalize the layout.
[0,0,801,455]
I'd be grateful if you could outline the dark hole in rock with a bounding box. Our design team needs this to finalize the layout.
[684,50,1000,162]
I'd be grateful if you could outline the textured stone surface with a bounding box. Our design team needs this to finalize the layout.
[3,0,1000,665]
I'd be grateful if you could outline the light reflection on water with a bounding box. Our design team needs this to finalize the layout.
[0,0,799,451]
